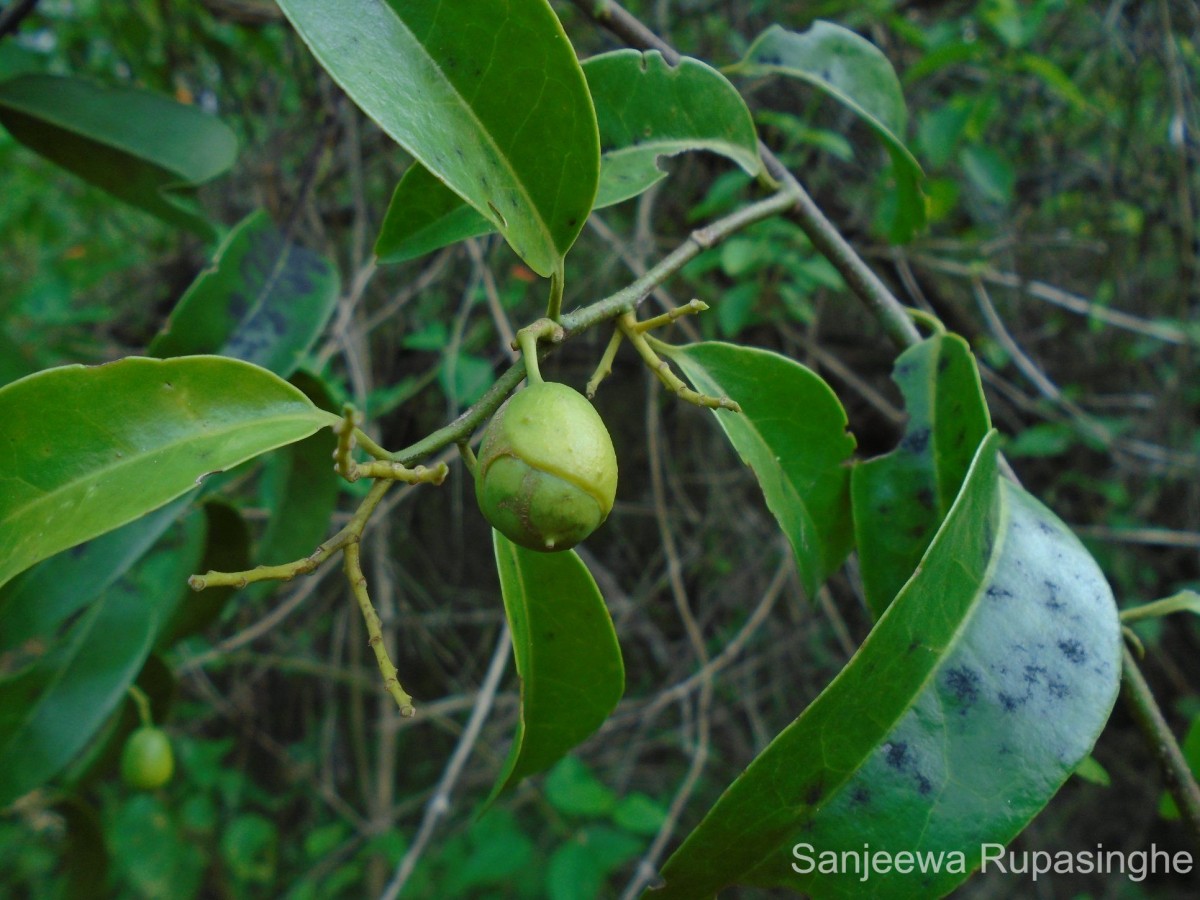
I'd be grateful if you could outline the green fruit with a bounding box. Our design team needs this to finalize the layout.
[121,726,174,790]
[476,382,618,552]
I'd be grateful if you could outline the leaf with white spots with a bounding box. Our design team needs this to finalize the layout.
[653,433,1123,898]
[149,211,340,378]
[852,331,990,618]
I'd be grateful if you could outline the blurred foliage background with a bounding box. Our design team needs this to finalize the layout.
[1,0,1198,897]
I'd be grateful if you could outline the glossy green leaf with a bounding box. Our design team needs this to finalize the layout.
[0,511,205,806]
[653,434,1123,898]
[580,50,762,203]
[375,163,496,265]
[852,332,990,618]
[0,356,340,592]
[487,533,624,805]
[730,22,926,242]
[149,211,340,377]
[375,50,762,265]
[0,74,236,239]
[0,494,195,653]
[667,342,856,597]
[277,0,598,276]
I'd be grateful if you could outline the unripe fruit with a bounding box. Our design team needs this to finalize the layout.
[476,382,617,552]
[121,726,174,790]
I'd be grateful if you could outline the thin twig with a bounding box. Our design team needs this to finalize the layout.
[466,238,517,351]
[1120,647,1200,849]
[634,549,793,722]
[621,383,714,898]
[1072,526,1200,548]
[567,0,922,351]
[391,187,801,465]
[908,253,1195,345]
[379,625,512,900]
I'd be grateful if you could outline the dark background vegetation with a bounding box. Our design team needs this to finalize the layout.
[1,0,1198,897]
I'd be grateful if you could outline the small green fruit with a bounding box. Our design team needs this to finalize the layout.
[121,726,174,790]
[476,382,617,552]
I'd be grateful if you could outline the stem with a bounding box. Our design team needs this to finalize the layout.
[345,539,415,717]
[189,479,397,590]
[517,328,545,384]
[1121,647,1200,849]
[565,0,921,351]
[572,0,1200,862]
[586,328,625,398]
[621,315,740,411]
[546,260,565,322]
[127,684,154,728]
[391,188,799,465]
[634,299,709,333]
[380,625,512,899]
[457,442,478,477]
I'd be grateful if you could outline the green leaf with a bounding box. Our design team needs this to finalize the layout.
[545,756,617,818]
[583,50,762,203]
[0,356,339,592]
[852,332,991,618]
[149,211,340,378]
[960,144,1015,205]
[547,839,606,900]
[375,163,497,266]
[445,809,535,892]
[277,0,599,276]
[0,74,236,239]
[221,814,278,884]
[109,795,205,899]
[486,533,624,805]
[548,824,643,899]
[376,50,761,265]
[730,22,926,242]
[0,516,202,806]
[667,342,856,597]
[653,434,1123,898]
[1073,754,1111,787]
[1014,53,1093,114]
[0,494,195,653]
[612,793,668,836]
[1005,421,1076,458]
[439,352,495,408]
